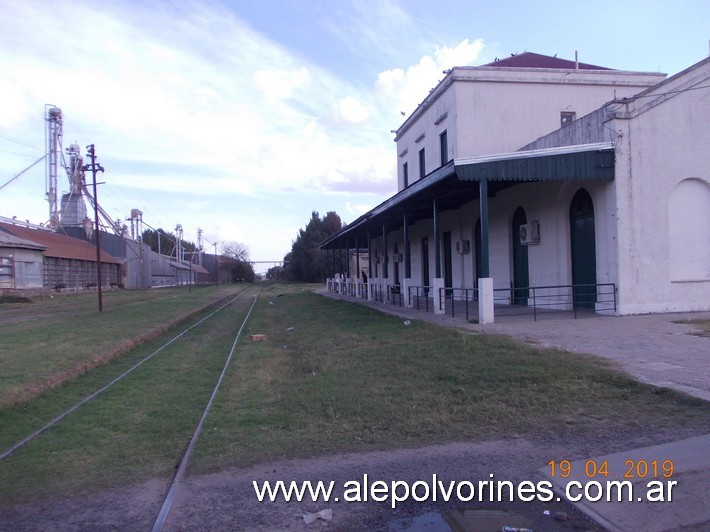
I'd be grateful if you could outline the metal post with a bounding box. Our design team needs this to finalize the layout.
[433,198,441,278]
[345,237,350,279]
[355,237,360,281]
[479,178,489,278]
[83,144,105,312]
[367,229,371,280]
[382,223,388,280]
[403,211,410,279]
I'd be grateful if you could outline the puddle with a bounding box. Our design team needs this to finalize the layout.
[387,508,533,532]
[387,511,451,531]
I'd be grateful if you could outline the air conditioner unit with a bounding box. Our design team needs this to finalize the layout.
[520,220,540,245]
[455,240,471,254]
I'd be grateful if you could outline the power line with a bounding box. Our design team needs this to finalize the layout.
[0,155,46,192]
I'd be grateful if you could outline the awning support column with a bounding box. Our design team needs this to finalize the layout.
[355,235,360,279]
[403,211,411,279]
[382,223,388,280]
[478,178,494,324]
[367,229,373,301]
[433,198,441,279]
[433,197,444,315]
[345,237,350,279]
[403,210,412,307]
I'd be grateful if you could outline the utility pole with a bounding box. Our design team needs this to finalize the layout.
[202,234,218,286]
[83,144,105,312]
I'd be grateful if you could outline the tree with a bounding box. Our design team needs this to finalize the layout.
[283,211,343,282]
[142,228,197,257]
[266,265,285,280]
[220,241,256,283]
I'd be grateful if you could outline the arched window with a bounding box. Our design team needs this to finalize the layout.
[669,179,710,281]
[570,188,597,308]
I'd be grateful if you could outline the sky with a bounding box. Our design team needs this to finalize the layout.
[1,0,708,272]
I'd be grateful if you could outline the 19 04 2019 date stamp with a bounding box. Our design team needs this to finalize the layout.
[547,458,677,503]
[547,458,674,479]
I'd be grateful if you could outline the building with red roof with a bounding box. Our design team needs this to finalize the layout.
[0,221,119,291]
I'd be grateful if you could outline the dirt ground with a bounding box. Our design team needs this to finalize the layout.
[0,425,698,531]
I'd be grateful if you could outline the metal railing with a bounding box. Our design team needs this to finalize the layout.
[493,283,616,320]
[370,282,384,303]
[408,285,434,313]
[387,284,403,306]
[328,279,616,322]
[357,282,368,299]
[438,287,478,320]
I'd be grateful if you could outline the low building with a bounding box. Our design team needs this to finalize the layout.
[0,231,46,291]
[0,221,120,291]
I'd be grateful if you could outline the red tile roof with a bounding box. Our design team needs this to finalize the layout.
[482,52,612,70]
[0,222,120,264]
[0,230,47,251]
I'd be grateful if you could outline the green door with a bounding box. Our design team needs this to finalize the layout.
[570,189,597,309]
[512,207,529,305]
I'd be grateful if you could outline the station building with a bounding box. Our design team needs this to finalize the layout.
[321,53,710,322]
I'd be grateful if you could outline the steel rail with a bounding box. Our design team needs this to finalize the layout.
[152,288,261,531]
[0,288,252,462]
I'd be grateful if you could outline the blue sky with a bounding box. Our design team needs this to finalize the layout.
[1,0,708,270]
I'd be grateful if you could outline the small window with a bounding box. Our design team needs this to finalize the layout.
[403,162,408,188]
[561,111,576,127]
[419,148,426,179]
[440,130,448,166]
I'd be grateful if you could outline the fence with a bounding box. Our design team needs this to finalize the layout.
[408,285,434,313]
[493,283,616,320]
[327,279,616,321]
[437,287,478,320]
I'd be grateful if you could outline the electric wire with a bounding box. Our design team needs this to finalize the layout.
[0,155,46,192]
[0,288,249,462]
[151,287,261,531]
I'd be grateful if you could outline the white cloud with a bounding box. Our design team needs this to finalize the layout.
[346,201,374,217]
[435,38,486,70]
[0,1,482,263]
[374,38,486,119]
[333,96,370,125]
[253,67,312,101]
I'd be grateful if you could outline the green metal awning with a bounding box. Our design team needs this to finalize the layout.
[320,142,615,249]
[454,142,615,182]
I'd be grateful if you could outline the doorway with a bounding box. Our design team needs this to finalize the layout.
[570,189,597,309]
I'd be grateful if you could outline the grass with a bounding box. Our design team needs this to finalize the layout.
[0,289,258,502]
[0,284,242,406]
[0,295,31,304]
[1,282,709,504]
[190,284,710,472]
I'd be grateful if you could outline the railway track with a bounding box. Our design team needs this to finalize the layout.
[0,285,262,529]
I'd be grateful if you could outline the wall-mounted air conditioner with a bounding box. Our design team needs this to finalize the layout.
[520,220,540,245]
[455,240,471,254]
